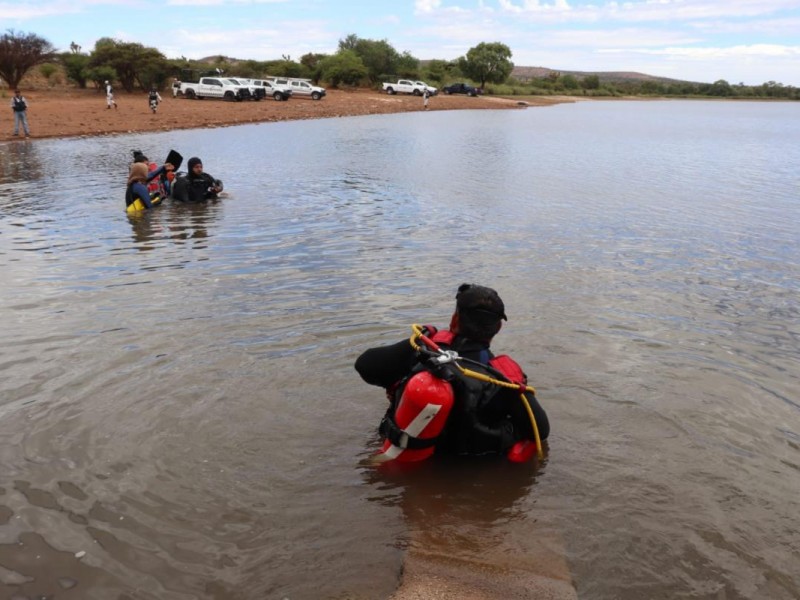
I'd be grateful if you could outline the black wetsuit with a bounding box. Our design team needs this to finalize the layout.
[171,172,223,202]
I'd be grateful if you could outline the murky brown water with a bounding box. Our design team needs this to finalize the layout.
[1,101,798,599]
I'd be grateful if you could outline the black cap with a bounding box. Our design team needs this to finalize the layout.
[455,283,507,321]
[188,157,202,170]
[132,150,148,163]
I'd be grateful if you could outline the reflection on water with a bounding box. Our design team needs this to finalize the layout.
[0,101,799,599]
[127,200,220,252]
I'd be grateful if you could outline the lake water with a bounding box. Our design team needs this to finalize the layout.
[0,100,798,599]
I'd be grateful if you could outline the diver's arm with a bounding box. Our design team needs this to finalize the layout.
[355,339,418,388]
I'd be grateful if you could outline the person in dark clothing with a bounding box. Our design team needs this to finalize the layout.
[148,87,162,113]
[355,284,549,459]
[171,156,223,202]
[10,89,30,137]
[125,150,174,209]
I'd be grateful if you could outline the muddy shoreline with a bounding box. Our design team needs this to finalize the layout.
[5,88,572,141]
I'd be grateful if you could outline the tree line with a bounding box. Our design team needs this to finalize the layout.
[1,28,797,100]
[0,29,514,93]
[499,72,799,100]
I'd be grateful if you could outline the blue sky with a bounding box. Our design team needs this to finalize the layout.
[3,0,799,86]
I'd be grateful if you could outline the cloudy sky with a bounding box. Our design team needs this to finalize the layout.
[3,0,799,86]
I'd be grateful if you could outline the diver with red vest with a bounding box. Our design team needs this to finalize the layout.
[355,284,549,463]
[126,150,174,209]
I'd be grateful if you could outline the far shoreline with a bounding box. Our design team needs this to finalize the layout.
[5,87,788,143]
[3,87,573,142]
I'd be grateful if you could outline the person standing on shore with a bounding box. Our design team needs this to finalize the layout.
[148,87,162,113]
[105,80,118,109]
[423,88,430,110]
[10,89,30,137]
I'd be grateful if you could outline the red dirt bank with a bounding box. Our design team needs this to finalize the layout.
[4,87,571,140]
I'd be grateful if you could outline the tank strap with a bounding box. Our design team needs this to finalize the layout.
[380,412,438,450]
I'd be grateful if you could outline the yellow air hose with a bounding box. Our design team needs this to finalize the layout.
[410,324,543,460]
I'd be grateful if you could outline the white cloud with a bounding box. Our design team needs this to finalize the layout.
[542,28,702,48]
[163,22,337,59]
[414,0,442,15]
[689,16,800,35]
[621,43,800,59]
[166,0,286,5]
[496,0,799,23]
[0,1,80,19]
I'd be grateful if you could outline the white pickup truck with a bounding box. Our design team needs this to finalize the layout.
[178,77,251,101]
[269,78,326,100]
[382,79,438,96]
[247,79,293,101]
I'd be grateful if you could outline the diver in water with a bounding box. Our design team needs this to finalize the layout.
[126,150,174,209]
[355,284,549,461]
[171,157,223,202]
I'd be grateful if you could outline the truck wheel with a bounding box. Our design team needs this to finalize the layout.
[386,87,395,95]
[273,92,283,101]
[185,89,196,99]
[311,92,322,101]
[444,89,451,95]
[224,91,235,101]
[413,89,422,96]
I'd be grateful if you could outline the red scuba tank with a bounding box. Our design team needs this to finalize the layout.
[147,162,162,197]
[374,371,454,464]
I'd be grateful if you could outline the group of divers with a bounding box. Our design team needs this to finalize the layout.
[124,149,550,465]
[125,149,223,213]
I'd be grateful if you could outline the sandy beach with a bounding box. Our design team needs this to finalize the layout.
[4,87,571,141]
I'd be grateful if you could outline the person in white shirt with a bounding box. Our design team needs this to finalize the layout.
[105,80,118,109]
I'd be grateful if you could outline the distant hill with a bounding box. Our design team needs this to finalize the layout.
[512,65,697,85]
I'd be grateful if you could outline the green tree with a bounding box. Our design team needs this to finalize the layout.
[300,53,328,83]
[582,74,600,90]
[0,30,57,89]
[338,34,404,83]
[262,59,309,78]
[395,51,419,78]
[318,50,368,87]
[300,53,327,71]
[639,80,663,95]
[235,59,267,79]
[86,65,117,90]
[561,74,579,90]
[89,38,168,92]
[709,79,732,97]
[134,47,172,90]
[458,42,513,88]
[39,62,58,84]
[420,59,451,85]
[61,51,90,88]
